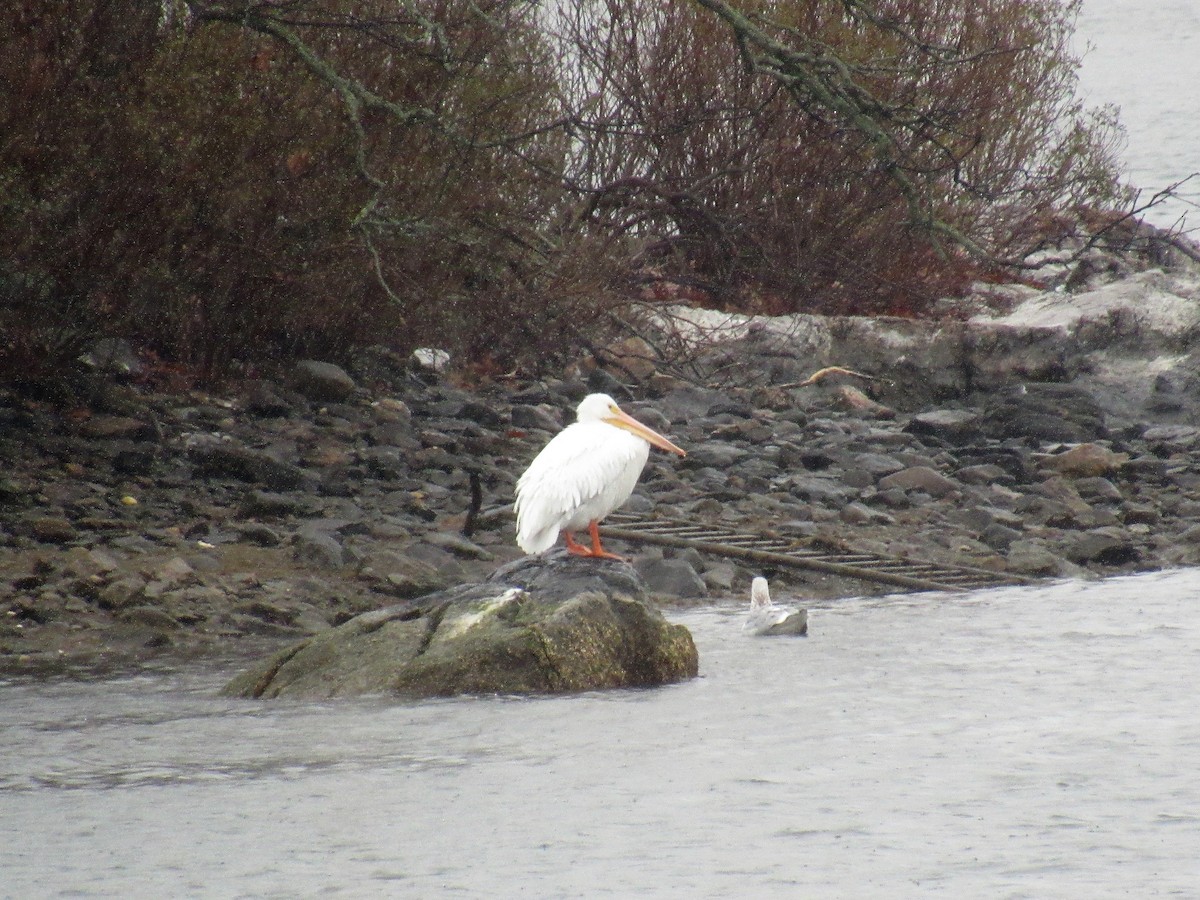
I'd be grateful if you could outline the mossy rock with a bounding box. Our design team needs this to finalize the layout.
[223,554,698,700]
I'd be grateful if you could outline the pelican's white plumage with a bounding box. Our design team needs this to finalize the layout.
[514,393,684,558]
[744,576,808,636]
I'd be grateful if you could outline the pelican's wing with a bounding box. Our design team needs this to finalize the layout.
[514,422,645,552]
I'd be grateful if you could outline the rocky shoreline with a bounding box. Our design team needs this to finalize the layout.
[5,249,1200,677]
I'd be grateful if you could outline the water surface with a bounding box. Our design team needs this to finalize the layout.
[4,569,1199,897]
[1077,0,1200,230]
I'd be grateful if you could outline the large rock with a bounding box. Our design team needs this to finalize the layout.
[223,554,698,700]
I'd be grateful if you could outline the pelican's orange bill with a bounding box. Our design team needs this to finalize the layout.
[605,408,686,456]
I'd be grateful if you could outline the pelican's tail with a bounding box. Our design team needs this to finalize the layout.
[516,524,558,554]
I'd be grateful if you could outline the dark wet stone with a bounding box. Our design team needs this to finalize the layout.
[980,523,1023,550]
[683,442,749,469]
[239,490,311,519]
[983,385,1109,443]
[118,606,181,630]
[111,444,157,475]
[26,517,77,544]
[292,360,356,403]
[97,577,147,610]
[877,466,959,498]
[1073,477,1123,502]
[635,557,707,599]
[906,409,984,444]
[1063,529,1141,566]
[78,415,156,441]
[292,528,346,569]
[189,441,305,490]
[237,523,283,547]
[245,380,296,417]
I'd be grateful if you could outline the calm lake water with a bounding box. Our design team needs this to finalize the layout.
[1076,0,1200,231]
[4,568,1200,897]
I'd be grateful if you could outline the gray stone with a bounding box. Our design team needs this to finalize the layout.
[684,441,749,469]
[877,466,959,498]
[636,557,707,599]
[99,576,148,611]
[851,452,907,479]
[292,529,346,569]
[239,490,311,518]
[980,523,1023,550]
[905,409,984,444]
[1073,477,1123,502]
[293,360,357,402]
[188,441,305,490]
[359,550,447,599]
[1063,529,1141,566]
[26,517,77,544]
[955,463,1012,486]
[237,523,284,547]
[1005,540,1065,576]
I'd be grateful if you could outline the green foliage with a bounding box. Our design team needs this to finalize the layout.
[0,0,1129,382]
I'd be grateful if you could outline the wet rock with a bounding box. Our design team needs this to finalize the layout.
[1005,540,1067,576]
[78,415,156,441]
[26,517,77,544]
[983,385,1108,443]
[877,466,959,499]
[292,360,356,403]
[236,523,283,547]
[359,549,446,599]
[239,490,311,519]
[61,547,121,577]
[980,523,1023,550]
[118,606,182,631]
[223,554,698,700]
[98,576,147,611]
[424,531,494,561]
[905,409,985,445]
[1073,477,1123,503]
[152,557,196,585]
[1039,443,1129,478]
[188,440,305,490]
[1063,529,1141,566]
[636,557,708,599]
[245,380,296,417]
[511,404,563,432]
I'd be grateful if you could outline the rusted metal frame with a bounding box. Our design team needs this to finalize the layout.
[600,525,1010,593]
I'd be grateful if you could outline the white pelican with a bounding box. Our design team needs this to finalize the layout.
[743,577,808,636]
[514,393,685,559]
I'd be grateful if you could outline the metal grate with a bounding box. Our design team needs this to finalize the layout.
[601,511,1030,593]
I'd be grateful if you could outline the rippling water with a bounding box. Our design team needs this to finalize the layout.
[4,569,1200,897]
[1076,0,1200,230]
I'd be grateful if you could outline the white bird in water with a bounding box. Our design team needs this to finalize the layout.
[744,577,808,636]
[514,393,685,560]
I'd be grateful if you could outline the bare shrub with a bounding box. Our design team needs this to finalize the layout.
[1,0,604,381]
[556,0,1129,317]
[0,0,1135,385]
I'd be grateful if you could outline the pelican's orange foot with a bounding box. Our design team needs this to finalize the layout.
[562,523,627,561]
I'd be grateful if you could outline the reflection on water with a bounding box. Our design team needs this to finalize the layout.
[4,569,1200,897]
